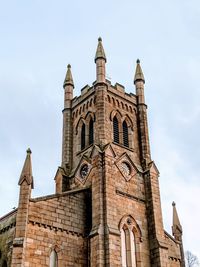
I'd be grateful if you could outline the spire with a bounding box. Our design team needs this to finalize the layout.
[63,64,74,88]
[172,201,182,240]
[95,37,107,63]
[134,59,145,84]
[18,148,34,189]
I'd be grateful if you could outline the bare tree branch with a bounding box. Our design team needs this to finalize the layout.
[185,251,199,267]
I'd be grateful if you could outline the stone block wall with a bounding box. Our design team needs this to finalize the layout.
[0,210,16,266]
[23,188,91,267]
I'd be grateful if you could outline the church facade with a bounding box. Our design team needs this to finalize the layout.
[0,38,185,267]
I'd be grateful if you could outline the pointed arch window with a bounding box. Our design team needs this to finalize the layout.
[89,119,94,145]
[50,250,58,267]
[81,123,86,150]
[113,116,119,143]
[123,121,129,147]
[120,216,139,267]
[121,227,136,267]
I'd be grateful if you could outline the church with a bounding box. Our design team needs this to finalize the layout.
[0,38,185,267]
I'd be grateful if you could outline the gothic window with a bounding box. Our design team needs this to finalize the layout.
[50,250,58,267]
[120,216,139,267]
[123,121,129,147]
[89,119,94,145]
[121,227,136,267]
[113,116,119,144]
[81,123,86,150]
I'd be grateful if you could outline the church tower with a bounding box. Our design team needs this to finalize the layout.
[55,37,185,266]
[0,38,185,267]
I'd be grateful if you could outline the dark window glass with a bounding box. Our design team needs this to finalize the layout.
[113,116,119,143]
[89,119,94,145]
[81,123,86,150]
[123,121,129,147]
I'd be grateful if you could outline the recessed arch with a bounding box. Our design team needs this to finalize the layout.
[113,116,119,144]
[75,117,85,134]
[119,215,142,241]
[110,109,123,121]
[85,111,95,122]
[112,97,116,106]
[89,98,93,107]
[129,106,133,113]
[122,114,134,130]
[81,123,86,150]
[119,215,142,267]
[123,120,129,147]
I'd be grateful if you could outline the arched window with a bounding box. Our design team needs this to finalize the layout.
[121,227,136,267]
[2,260,7,267]
[50,250,58,267]
[89,119,94,145]
[120,216,140,267]
[81,123,86,150]
[113,116,119,143]
[123,121,129,147]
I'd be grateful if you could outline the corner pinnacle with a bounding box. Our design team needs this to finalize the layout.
[63,64,74,88]
[95,37,107,63]
[134,59,145,84]
[18,148,34,189]
[172,201,182,239]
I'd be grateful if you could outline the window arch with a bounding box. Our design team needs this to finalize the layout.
[121,226,136,267]
[81,123,86,150]
[123,121,129,147]
[113,116,119,144]
[120,215,142,267]
[50,250,58,267]
[89,119,94,145]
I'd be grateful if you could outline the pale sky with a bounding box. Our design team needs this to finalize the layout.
[0,0,200,260]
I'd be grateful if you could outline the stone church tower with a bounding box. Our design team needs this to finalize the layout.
[0,38,185,267]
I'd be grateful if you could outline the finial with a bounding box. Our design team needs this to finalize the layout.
[134,59,145,84]
[18,148,34,188]
[26,148,32,154]
[172,201,176,206]
[95,37,107,63]
[63,64,74,88]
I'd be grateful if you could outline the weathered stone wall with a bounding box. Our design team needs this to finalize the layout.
[0,211,16,266]
[23,188,91,267]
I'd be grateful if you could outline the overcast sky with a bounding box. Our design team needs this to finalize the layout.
[0,0,200,260]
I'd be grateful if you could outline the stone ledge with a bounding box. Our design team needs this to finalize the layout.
[116,189,146,203]
[28,220,85,238]
[30,186,90,202]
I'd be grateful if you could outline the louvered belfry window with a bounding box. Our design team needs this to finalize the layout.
[113,116,119,143]
[89,119,94,145]
[81,123,86,150]
[123,121,129,147]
